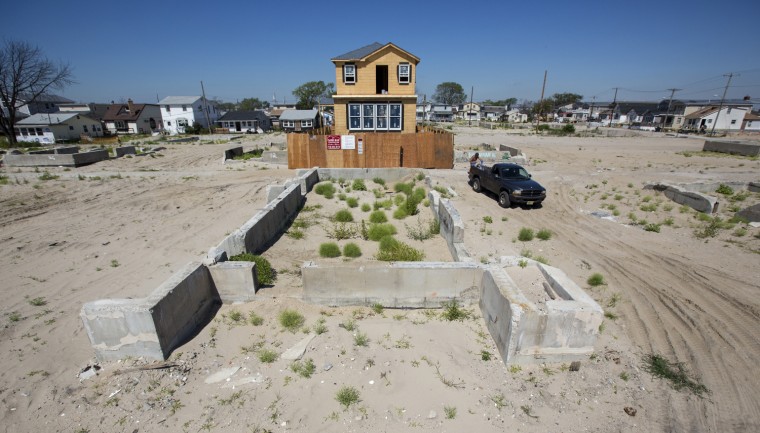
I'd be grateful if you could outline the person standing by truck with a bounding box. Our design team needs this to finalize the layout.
[469,152,483,168]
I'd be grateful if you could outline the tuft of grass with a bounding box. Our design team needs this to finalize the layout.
[354,332,370,347]
[644,223,661,233]
[324,222,357,240]
[286,228,305,239]
[536,228,552,240]
[248,311,264,326]
[352,179,367,191]
[482,216,493,224]
[278,309,305,332]
[518,227,534,242]
[290,358,316,378]
[319,242,342,258]
[334,209,354,222]
[360,203,371,212]
[643,353,708,396]
[258,349,278,363]
[314,182,336,199]
[28,297,47,306]
[38,171,59,181]
[480,350,492,361]
[441,299,470,321]
[367,223,397,241]
[346,197,359,208]
[336,386,360,409]
[587,273,605,287]
[369,210,388,223]
[313,318,328,335]
[715,184,734,195]
[375,236,424,261]
[444,406,457,419]
[372,177,386,186]
[343,242,362,258]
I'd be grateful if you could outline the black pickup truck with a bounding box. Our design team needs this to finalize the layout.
[468,163,546,208]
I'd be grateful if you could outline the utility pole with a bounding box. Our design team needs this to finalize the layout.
[608,87,619,126]
[664,88,681,130]
[589,96,596,122]
[536,70,547,132]
[709,73,735,136]
[200,81,212,134]
[467,86,474,126]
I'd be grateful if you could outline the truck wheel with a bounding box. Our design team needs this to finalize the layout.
[472,178,482,192]
[498,191,511,208]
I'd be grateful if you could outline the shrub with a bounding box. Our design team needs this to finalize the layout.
[402,193,423,216]
[346,197,359,208]
[249,311,264,326]
[406,218,440,241]
[369,210,388,223]
[393,207,409,219]
[314,182,336,199]
[394,182,413,196]
[354,332,369,347]
[229,253,276,286]
[338,193,347,201]
[372,177,386,186]
[334,209,354,222]
[258,349,278,363]
[376,236,424,261]
[394,193,406,207]
[352,179,367,191]
[361,203,371,212]
[644,223,661,233]
[643,354,708,396]
[319,242,342,258]
[373,199,393,210]
[715,184,734,195]
[325,222,357,240]
[561,124,576,134]
[536,229,552,240]
[441,299,470,321]
[518,227,534,242]
[336,386,361,409]
[279,309,305,332]
[587,273,605,287]
[290,358,316,378]
[412,187,426,202]
[343,243,362,258]
[368,223,397,241]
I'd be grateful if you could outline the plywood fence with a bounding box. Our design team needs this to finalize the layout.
[287,129,454,169]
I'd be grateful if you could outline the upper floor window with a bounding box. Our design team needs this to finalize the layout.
[398,63,411,84]
[182,105,187,111]
[165,105,171,112]
[343,64,356,84]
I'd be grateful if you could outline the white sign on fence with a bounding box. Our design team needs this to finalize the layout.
[341,135,356,150]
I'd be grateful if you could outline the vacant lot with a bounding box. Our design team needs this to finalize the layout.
[1,128,758,432]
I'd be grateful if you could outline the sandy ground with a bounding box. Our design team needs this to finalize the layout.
[0,127,759,432]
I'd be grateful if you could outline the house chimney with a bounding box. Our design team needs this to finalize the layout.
[127,98,134,112]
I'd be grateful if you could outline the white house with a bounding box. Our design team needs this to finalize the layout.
[458,102,481,122]
[505,109,528,123]
[158,96,219,134]
[742,112,760,132]
[683,106,750,133]
[14,112,103,143]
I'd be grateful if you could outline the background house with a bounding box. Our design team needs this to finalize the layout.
[683,106,750,132]
[458,102,481,122]
[158,96,219,134]
[331,42,420,135]
[217,110,271,133]
[14,112,103,143]
[280,109,320,133]
[103,99,161,134]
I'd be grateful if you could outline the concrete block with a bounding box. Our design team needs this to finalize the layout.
[224,146,244,162]
[208,261,258,303]
[703,140,760,157]
[81,262,219,361]
[736,203,760,223]
[115,146,136,157]
[298,168,319,195]
[4,149,108,167]
[645,182,718,214]
[749,182,760,193]
[266,184,287,203]
[54,146,80,154]
[427,190,441,218]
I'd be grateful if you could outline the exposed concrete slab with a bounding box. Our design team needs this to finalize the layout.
[736,204,760,223]
[703,139,760,157]
[645,182,719,214]
[208,261,257,302]
[224,146,244,162]
[281,334,316,360]
[81,262,219,361]
[749,182,760,193]
[301,261,482,307]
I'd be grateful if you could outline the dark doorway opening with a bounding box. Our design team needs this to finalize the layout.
[376,65,388,94]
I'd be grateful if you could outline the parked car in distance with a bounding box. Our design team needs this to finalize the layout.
[468,163,546,208]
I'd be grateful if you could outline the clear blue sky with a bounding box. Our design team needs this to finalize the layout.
[4,0,760,105]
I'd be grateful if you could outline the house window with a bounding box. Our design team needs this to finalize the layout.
[165,105,171,112]
[167,121,171,126]
[83,125,88,132]
[28,128,37,136]
[707,119,713,124]
[36,128,43,135]
[731,119,737,125]
[348,103,403,131]
[343,64,356,84]
[182,105,187,111]
[301,120,313,128]
[282,120,294,128]
[398,63,411,84]
[69,126,74,130]
[749,121,753,127]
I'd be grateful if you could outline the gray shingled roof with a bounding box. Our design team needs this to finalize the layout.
[17,113,87,125]
[218,110,268,121]
[279,109,318,121]
[332,42,385,61]
[158,96,201,105]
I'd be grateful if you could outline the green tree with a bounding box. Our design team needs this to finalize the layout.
[531,99,555,120]
[239,97,269,110]
[0,40,74,147]
[211,98,236,111]
[482,98,517,109]
[551,92,583,108]
[293,81,334,110]
[433,82,466,105]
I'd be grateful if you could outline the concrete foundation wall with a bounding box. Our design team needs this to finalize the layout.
[301,261,482,307]
[436,197,471,261]
[210,183,303,261]
[704,140,760,157]
[4,149,109,167]
[480,263,603,364]
[305,168,421,182]
[81,262,219,361]
[224,146,244,162]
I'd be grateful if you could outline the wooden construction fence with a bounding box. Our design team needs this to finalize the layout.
[287,128,454,169]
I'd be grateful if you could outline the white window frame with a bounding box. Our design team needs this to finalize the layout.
[347,103,402,131]
[343,64,356,84]
[282,120,295,128]
[301,120,313,128]
[398,63,411,84]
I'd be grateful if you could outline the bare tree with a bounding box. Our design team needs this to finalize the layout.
[0,40,74,146]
